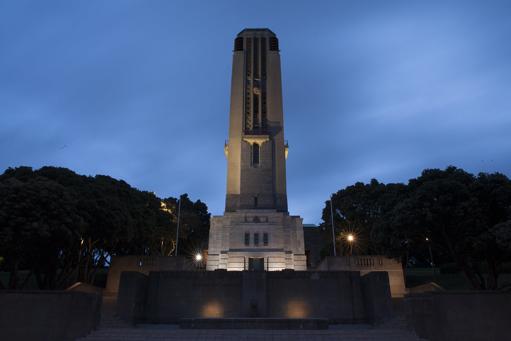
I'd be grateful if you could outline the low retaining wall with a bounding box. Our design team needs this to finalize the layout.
[145,271,244,322]
[0,290,101,341]
[317,256,406,298]
[265,271,366,322]
[105,255,196,293]
[405,290,511,341]
[118,270,392,325]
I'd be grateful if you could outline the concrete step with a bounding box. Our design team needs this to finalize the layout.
[97,294,132,329]
[179,317,329,329]
[79,325,422,341]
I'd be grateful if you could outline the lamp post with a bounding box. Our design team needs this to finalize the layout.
[426,237,434,267]
[329,194,337,257]
[194,252,204,270]
[175,197,181,256]
[195,253,203,262]
[346,233,355,256]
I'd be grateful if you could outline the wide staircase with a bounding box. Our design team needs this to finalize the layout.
[79,295,423,341]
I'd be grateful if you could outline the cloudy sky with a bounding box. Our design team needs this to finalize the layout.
[1,0,510,223]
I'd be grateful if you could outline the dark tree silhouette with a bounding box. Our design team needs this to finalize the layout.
[322,166,511,290]
[0,166,210,289]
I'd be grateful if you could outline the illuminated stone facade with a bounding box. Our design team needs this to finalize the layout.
[207,29,306,271]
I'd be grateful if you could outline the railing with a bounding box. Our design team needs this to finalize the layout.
[336,256,394,269]
[353,257,375,267]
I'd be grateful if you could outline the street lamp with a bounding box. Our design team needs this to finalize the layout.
[425,237,434,267]
[195,253,203,262]
[175,198,181,256]
[346,233,355,256]
[329,194,337,257]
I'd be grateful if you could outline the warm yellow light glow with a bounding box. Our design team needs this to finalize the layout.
[201,301,223,318]
[160,201,172,213]
[224,142,229,157]
[347,234,355,242]
[195,253,203,262]
[242,135,269,145]
[286,300,309,318]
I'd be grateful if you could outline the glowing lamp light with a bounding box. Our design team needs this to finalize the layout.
[347,234,355,242]
[286,300,309,318]
[201,301,223,318]
[195,253,203,262]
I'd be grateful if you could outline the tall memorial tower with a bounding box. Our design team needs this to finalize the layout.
[207,29,306,271]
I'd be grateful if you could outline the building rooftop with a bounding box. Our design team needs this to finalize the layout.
[237,28,276,37]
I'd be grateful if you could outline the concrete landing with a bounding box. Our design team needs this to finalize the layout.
[179,317,329,329]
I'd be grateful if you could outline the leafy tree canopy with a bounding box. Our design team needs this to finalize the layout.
[322,166,511,289]
[0,166,210,289]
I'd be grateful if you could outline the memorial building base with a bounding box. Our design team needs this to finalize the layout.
[206,210,306,271]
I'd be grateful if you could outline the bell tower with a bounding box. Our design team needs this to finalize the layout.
[225,28,287,213]
[207,29,305,271]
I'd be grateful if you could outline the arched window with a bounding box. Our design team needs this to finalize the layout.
[252,143,260,167]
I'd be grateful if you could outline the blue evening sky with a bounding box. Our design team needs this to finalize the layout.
[1,1,510,223]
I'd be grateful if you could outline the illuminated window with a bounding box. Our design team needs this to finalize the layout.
[244,232,250,246]
[263,233,268,246]
[254,233,259,246]
[252,143,260,167]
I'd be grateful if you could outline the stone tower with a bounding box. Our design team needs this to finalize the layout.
[207,29,306,271]
[225,28,287,213]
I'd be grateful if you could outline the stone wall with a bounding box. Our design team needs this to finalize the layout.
[117,272,148,324]
[0,290,101,341]
[317,256,406,298]
[266,271,366,322]
[405,290,511,341]
[105,255,195,294]
[118,270,392,325]
[145,271,243,323]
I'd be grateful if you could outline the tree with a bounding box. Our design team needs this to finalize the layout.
[161,194,210,256]
[0,167,83,289]
[321,166,511,289]
[321,179,407,256]
[0,166,210,289]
